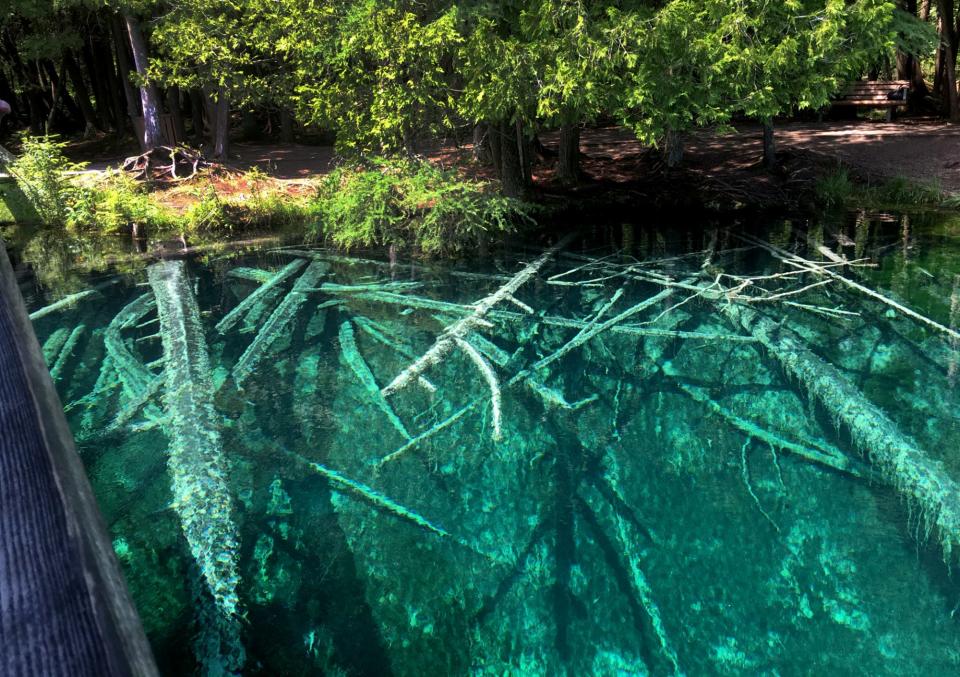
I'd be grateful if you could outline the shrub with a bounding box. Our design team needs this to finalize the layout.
[7,134,85,226]
[69,171,173,232]
[184,184,231,233]
[312,158,537,254]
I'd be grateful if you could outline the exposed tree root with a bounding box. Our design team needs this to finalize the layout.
[122,145,208,182]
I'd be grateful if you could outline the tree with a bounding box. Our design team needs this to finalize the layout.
[614,0,897,168]
[125,14,163,150]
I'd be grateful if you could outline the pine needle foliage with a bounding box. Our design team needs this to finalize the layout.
[312,158,537,255]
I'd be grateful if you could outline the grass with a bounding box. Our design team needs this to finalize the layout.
[4,135,535,256]
[815,168,946,210]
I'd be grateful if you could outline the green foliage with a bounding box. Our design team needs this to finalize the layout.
[313,158,536,253]
[8,134,84,226]
[816,169,944,208]
[815,169,855,207]
[184,184,231,233]
[868,176,943,206]
[70,171,174,232]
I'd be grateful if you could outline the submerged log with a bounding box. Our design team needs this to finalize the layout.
[339,320,411,440]
[381,233,576,397]
[216,259,306,334]
[29,289,97,321]
[148,260,244,673]
[232,260,328,385]
[723,302,960,559]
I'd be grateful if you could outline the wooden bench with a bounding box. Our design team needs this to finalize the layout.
[830,80,910,121]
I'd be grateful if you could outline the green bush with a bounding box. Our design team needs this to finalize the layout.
[8,134,84,226]
[816,168,944,209]
[184,184,231,233]
[312,158,537,254]
[70,171,173,232]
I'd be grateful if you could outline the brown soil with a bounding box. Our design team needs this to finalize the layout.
[71,117,960,211]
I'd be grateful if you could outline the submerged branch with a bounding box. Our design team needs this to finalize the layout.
[381,233,576,397]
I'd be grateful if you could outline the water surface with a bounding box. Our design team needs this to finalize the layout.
[8,211,960,675]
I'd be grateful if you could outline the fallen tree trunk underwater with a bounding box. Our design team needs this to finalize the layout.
[723,301,960,560]
[148,259,245,674]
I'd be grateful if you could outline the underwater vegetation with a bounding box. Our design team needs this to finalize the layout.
[20,214,960,675]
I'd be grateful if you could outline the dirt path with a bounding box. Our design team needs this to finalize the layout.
[75,118,960,196]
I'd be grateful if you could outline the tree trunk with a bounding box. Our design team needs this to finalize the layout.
[211,88,229,158]
[762,120,776,170]
[663,129,684,168]
[189,88,205,144]
[938,0,960,121]
[81,38,114,130]
[280,109,294,142]
[42,59,82,131]
[517,120,532,186]
[472,123,491,164]
[498,120,526,199]
[557,123,580,186]
[64,51,100,137]
[488,120,502,176]
[124,14,162,150]
[111,16,140,119]
[166,87,187,143]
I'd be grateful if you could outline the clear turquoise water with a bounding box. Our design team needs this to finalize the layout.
[10,212,960,675]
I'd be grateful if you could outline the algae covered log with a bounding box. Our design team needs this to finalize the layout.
[148,259,244,673]
[381,233,576,397]
[216,258,306,334]
[232,259,328,385]
[723,302,960,558]
[29,288,97,320]
[339,319,411,440]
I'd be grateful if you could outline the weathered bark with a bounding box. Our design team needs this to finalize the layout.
[64,51,100,137]
[663,129,684,168]
[110,16,139,119]
[762,120,776,170]
[557,123,580,186]
[497,120,527,199]
[124,14,162,149]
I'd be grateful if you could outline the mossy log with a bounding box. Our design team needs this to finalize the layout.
[29,289,97,321]
[723,302,960,559]
[217,258,306,334]
[381,233,576,397]
[232,260,328,385]
[148,260,244,673]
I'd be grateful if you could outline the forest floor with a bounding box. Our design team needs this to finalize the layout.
[69,117,960,211]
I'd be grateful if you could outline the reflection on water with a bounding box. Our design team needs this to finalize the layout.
[10,210,960,675]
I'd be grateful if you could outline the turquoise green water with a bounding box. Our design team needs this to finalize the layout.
[10,211,960,675]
